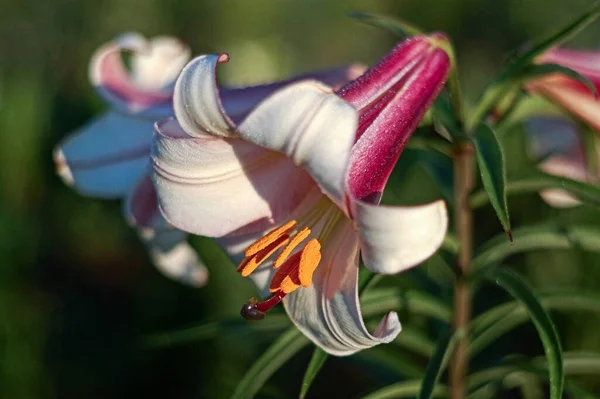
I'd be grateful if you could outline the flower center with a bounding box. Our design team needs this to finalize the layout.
[238,220,322,320]
[238,197,342,320]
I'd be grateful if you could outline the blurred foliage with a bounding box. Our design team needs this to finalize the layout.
[2,0,600,398]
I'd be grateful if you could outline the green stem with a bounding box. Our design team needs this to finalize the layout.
[449,142,475,399]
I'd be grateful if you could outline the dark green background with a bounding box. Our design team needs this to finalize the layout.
[1,0,600,397]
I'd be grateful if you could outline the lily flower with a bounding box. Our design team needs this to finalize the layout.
[151,35,450,355]
[527,117,599,207]
[527,47,600,132]
[54,32,362,287]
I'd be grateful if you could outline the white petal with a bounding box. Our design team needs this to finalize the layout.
[283,215,401,356]
[238,80,358,208]
[151,118,316,237]
[89,32,176,117]
[124,177,208,287]
[55,112,151,198]
[173,54,237,138]
[146,227,209,288]
[354,199,448,274]
[539,156,588,208]
[131,36,191,91]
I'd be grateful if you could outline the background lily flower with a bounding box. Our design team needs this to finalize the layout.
[54,33,363,288]
[527,117,599,207]
[151,35,450,355]
[527,47,600,132]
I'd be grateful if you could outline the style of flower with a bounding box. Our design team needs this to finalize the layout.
[54,32,362,287]
[151,35,450,355]
[527,47,600,132]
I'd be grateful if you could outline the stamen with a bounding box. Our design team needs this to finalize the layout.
[298,239,321,287]
[244,220,297,257]
[269,240,322,293]
[270,252,302,294]
[237,235,289,277]
[273,227,311,268]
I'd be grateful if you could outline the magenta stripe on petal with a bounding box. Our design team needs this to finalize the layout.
[346,47,450,203]
[337,38,431,111]
[96,45,173,108]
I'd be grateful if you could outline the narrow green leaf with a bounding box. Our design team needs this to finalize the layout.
[433,96,461,141]
[362,380,448,399]
[466,3,600,131]
[299,348,328,399]
[348,11,423,37]
[486,269,564,399]
[521,63,598,98]
[504,3,600,76]
[142,315,289,348]
[470,169,600,209]
[472,124,511,237]
[468,369,598,399]
[361,288,452,322]
[418,330,455,399]
[231,328,309,399]
[468,353,600,398]
[473,224,600,274]
[357,348,424,379]
[470,291,600,357]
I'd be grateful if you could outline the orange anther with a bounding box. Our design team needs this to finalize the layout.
[269,252,301,294]
[269,240,322,294]
[273,227,311,269]
[244,220,297,257]
[238,235,289,277]
[298,239,321,287]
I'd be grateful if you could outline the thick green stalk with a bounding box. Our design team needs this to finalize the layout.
[449,142,474,399]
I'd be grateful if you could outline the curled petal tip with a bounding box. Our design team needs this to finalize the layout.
[218,53,230,63]
[373,311,402,342]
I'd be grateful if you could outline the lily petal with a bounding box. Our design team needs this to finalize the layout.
[238,80,358,208]
[283,215,401,356]
[539,48,600,88]
[173,54,237,138]
[528,77,600,132]
[125,175,208,287]
[145,226,209,287]
[54,112,152,198]
[538,156,587,208]
[90,32,181,117]
[130,36,191,91]
[152,118,316,237]
[344,44,450,203]
[353,199,448,274]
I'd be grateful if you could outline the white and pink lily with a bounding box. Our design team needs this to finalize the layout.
[528,47,600,132]
[54,32,362,288]
[527,118,599,208]
[151,35,450,355]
